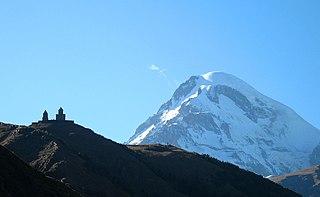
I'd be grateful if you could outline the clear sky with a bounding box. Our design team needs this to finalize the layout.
[1,1,319,143]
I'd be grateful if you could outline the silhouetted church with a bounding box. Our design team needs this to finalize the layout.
[56,107,66,121]
[33,107,74,124]
[42,110,48,122]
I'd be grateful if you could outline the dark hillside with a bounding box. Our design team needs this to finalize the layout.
[0,145,80,197]
[129,145,300,197]
[0,122,300,197]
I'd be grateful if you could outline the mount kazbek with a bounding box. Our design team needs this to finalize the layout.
[128,71,320,176]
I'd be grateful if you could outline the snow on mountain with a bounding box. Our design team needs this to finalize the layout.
[127,71,320,176]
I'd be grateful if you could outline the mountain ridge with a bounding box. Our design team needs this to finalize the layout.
[271,165,320,197]
[0,121,300,196]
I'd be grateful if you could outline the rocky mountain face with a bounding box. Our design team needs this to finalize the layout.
[0,143,80,197]
[310,143,320,166]
[0,122,299,197]
[128,72,320,176]
[271,165,320,197]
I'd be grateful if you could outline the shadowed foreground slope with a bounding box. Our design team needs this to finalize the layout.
[0,145,80,197]
[128,144,300,197]
[0,122,299,197]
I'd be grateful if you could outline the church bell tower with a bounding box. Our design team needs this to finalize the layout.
[56,107,66,121]
[42,110,48,122]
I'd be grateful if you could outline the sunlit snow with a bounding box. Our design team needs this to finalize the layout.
[127,71,320,176]
[128,125,155,145]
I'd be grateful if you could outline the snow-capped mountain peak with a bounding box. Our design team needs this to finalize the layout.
[128,71,320,176]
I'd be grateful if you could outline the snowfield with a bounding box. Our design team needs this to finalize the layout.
[128,71,320,176]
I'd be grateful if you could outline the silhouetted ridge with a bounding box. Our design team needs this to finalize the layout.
[0,122,300,197]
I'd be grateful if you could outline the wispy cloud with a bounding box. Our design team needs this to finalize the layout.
[149,65,164,73]
[149,65,173,87]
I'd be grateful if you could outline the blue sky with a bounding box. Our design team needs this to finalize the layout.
[1,1,319,143]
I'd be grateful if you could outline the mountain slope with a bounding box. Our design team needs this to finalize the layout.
[0,122,176,197]
[0,144,80,197]
[0,122,299,197]
[310,143,320,165]
[271,165,320,197]
[128,144,299,197]
[128,71,320,176]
